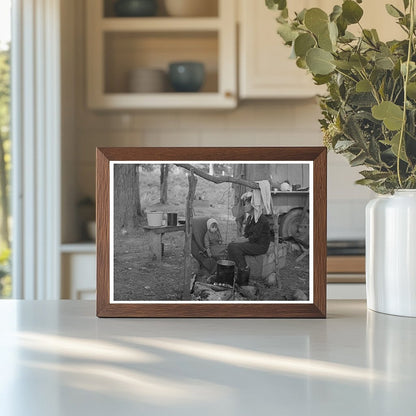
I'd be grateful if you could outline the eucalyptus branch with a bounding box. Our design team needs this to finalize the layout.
[393,85,404,103]
[397,0,415,188]
[390,79,398,101]
[358,69,381,104]
[334,68,358,84]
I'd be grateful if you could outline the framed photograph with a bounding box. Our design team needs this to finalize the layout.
[96,147,327,317]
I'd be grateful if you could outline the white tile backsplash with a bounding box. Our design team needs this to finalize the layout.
[74,99,370,240]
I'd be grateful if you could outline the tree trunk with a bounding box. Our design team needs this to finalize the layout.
[272,207,282,290]
[133,165,142,228]
[183,171,197,300]
[114,164,141,235]
[160,164,169,204]
[232,164,247,236]
[0,131,9,247]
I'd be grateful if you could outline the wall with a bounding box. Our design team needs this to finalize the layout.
[61,0,374,243]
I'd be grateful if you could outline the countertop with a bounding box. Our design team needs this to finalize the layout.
[0,300,415,415]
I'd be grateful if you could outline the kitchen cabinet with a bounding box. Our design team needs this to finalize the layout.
[61,245,96,300]
[239,0,325,99]
[238,0,404,99]
[86,0,237,109]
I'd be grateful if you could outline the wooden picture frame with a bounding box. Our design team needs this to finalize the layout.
[96,147,327,318]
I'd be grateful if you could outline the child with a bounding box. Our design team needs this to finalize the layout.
[204,218,227,260]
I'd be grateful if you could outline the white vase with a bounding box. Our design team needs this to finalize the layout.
[366,190,416,317]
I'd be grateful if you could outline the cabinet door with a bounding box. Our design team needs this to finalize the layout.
[239,0,326,99]
[61,253,96,300]
[239,0,404,99]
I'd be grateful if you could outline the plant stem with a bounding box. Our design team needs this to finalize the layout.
[397,0,415,188]
[334,68,358,84]
[358,69,381,104]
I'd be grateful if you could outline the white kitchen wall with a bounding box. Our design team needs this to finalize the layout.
[62,0,374,243]
[72,101,374,241]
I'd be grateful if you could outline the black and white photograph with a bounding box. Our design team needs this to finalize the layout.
[110,161,312,303]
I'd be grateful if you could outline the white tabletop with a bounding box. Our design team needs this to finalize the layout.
[0,300,415,416]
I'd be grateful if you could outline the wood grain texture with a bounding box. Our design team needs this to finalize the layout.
[96,148,110,317]
[327,256,365,274]
[96,147,327,318]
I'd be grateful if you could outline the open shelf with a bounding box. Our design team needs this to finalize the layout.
[101,17,221,31]
[87,0,236,109]
[104,31,218,94]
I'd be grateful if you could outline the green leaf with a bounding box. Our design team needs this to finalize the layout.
[339,31,356,43]
[306,48,335,75]
[344,115,367,147]
[330,5,342,22]
[360,170,391,181]
[318,27,334,52]
[378,78,386,100]
[355,178,378,186]
[371,29,380,43]
[281,8,288,19]
[294,33,316,58]
[407,82,416,99]
[334,140,355,151]
[372,101,404,131]
[313,74,332,85]
[348,92,377,107]
[336,15,348,36]
[369,136,382,163]
[350,152,367,167]
[356,79,372,92]
[296,57,308,69]
[333,60,352,70]
[342,0,364,24]
[385,4,404,18]
[350,54,368,70]
[304,8,329,35]
[375,55,395,70]
[363,29,376,46]
[277,23,298,43]
[401,61,416,76]
[266,0,287,11]
[328,21,338,45]
[296,8,307,23]
[386,132,409,162]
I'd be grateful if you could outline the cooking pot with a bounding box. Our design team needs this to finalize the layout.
[216,260,235,285]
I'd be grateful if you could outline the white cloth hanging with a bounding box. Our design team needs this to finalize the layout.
[252,180,272,223]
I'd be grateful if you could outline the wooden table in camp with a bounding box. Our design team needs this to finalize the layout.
[143,225,185,261]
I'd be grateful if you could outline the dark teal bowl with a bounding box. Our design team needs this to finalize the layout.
[114,0,157,17]
[168,62,205,93]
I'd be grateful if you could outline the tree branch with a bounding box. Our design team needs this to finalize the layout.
[176,164,261,189]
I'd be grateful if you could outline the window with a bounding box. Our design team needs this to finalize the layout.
[0,0,11,298]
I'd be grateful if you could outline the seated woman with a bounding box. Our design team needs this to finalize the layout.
[227,193,271,285]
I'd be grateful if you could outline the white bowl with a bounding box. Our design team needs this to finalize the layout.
[128,68,167,93]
